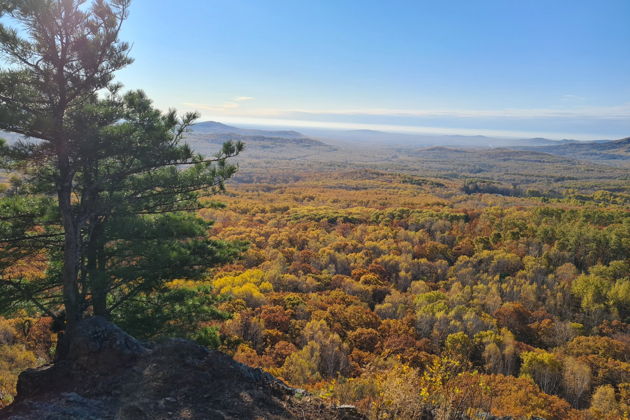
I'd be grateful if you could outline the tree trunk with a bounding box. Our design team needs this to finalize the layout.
[91,226,109,318]
[91,253,109,319]
[57,157,82,328]
[92,278,108,318]
[54,154,83,361]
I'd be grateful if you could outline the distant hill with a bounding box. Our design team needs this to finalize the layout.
[399,145,630,188]
[0,131,34,145]
[299,128,507,147]
[191,121,237,133]
[519,137,577,146]
[515,137,630,167]
[186,122,336,159]
[413,146,575,164]
[192,121,306,139]
[296,127,612,149]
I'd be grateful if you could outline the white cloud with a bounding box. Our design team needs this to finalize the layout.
[181,96,254,112]
[561,94,586,102]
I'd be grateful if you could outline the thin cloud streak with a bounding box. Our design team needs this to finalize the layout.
[183,103,630,120]
[190,96,255,112]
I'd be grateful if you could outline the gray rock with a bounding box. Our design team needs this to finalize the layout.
[1,317,365,420]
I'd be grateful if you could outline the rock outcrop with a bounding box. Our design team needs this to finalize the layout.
[0,317,364,420]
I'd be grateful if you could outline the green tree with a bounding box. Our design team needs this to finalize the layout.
[112,282,228,348]
[0,0,133,326]
[445,331,472,361]
[0,1,243,335]
[280,341,322,386]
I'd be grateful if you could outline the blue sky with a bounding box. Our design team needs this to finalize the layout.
[117,0,630,139]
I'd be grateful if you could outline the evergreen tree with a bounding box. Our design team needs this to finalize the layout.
[0,0,244,333]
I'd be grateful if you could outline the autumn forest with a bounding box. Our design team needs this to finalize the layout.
[1,1,630,420]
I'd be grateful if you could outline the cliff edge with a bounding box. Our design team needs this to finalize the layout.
[0,317,363,420]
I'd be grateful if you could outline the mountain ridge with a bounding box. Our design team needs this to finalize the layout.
[192,121,306,139]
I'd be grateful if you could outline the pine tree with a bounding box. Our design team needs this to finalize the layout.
[0,1,243,334]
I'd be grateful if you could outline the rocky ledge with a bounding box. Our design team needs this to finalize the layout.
[0,317,364,420]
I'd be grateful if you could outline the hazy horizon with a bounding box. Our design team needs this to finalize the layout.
[196,117,623,142]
